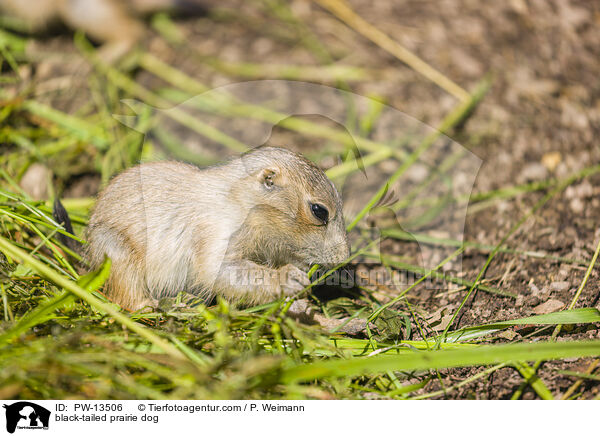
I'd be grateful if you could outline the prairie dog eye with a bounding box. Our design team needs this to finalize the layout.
[262,169,276,188]
[310,203,329,224]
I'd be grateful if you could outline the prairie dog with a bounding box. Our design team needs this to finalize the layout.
[86,147,350,310]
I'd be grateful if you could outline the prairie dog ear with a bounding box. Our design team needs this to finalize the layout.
[259,167,280,188]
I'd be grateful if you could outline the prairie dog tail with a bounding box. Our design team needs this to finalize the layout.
[53,198,83,254]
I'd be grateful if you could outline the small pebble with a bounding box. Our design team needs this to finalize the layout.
[550,281,570,292]
[519,163,548,182]
[532,299,565,314]
[19,163,50,200]
[541,151,562,171]
[569,198,584,214]
[565,180,593,199]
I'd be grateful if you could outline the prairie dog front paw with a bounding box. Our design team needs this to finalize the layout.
[278,264,310,297]
[214,260,310,303]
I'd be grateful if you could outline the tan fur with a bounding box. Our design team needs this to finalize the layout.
[86,147,350,310]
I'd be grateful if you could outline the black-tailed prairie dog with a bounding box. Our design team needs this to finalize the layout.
[84,147,350,310]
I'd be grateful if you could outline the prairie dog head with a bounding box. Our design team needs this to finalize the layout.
[234,147,350,270]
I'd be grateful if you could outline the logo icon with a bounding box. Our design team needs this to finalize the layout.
[2,402,50,434]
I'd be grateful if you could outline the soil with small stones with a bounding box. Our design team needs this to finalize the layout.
[11,0,600,399]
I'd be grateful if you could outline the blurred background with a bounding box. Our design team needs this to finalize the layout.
[2,1,598,197]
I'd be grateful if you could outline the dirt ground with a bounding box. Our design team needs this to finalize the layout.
[160,0,600,399]
[10,0,600,398]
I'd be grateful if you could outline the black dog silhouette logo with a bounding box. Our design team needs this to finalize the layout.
[3,402,50,433]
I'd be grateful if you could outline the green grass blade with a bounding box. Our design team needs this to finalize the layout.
[0,236,188,361]
[514,362,554,400]
[281,340,600,383]
[442,308,600,342]
[0,259,111,346]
